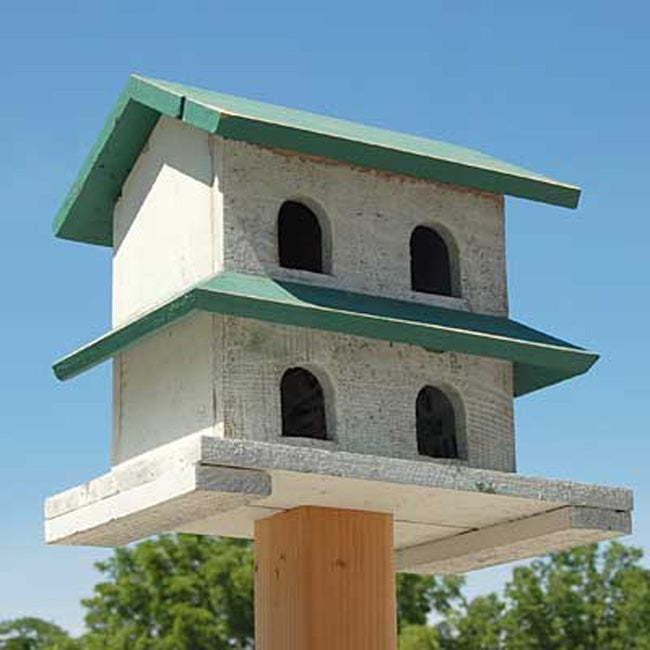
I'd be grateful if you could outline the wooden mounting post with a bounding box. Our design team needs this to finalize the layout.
[254,506,397,650]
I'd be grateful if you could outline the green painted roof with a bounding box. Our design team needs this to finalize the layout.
[54,75,581,247]
[53,272,598,396]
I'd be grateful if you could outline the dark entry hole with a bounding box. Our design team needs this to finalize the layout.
[278,201,323,273]
[410,226,453,296]
[280,367,328,440]
[416,386,459,459]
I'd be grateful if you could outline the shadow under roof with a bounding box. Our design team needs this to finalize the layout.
[53,75,581,247]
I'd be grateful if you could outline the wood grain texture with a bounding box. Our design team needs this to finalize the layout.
[254,506,397,650]
[45,435,632,563]
[395,506,632,574]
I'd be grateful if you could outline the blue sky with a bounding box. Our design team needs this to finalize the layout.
[1,0,648,634]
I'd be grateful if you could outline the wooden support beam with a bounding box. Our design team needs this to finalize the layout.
[254,506,397,650]
[395,506,631,575]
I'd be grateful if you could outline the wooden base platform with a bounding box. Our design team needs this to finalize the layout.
[45,435,632,575]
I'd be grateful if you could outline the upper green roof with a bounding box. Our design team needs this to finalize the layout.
[54,75,581,247]
[53,271,598,397]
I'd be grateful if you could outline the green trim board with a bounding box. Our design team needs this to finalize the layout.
[52,272,598,397]
[53,77,184,246]
[54,75,581,247]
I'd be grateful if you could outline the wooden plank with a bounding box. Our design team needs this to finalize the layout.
[45,435,632,558]
[255,506,397,650]
[395,506,631,575]
[45,464,272,546]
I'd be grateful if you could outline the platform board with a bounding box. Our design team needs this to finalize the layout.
[45,435,632,574]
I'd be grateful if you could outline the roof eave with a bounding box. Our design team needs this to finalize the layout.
[52,77,184,246]
[52,273,598,397]
[214,112,581,209]
[52,76,581,247]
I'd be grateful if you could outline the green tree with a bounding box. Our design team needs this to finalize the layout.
[81,536,255,650]
[11,536,649,649]
[0,618,79,650]
[396,573,464,631]
[78,534,462,649]
[501,542,650,650]
[453,593,504,650]
[399,624,441,650]
[445,542,650,650]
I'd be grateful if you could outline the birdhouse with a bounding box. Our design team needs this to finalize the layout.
[46,76,632,575]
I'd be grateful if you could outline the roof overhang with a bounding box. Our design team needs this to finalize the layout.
[52,272,598,397]
[53,75,582,247]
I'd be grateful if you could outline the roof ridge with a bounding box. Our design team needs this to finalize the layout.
[138,74,564,184]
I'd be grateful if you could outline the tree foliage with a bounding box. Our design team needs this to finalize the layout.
[77,534,462,649]
[81,535,255,650]
[454,593,505,650]
[432,542,650,649]
[399,623,441,650]
[0,618,78,650]
[396,573,464,631]
[5,539,650,649]
[499,543,650,650]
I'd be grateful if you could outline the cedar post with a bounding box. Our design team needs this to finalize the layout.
[254,506,397,650]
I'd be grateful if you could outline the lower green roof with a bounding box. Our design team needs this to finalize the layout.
[52,272,598,397]
[53,75,581,247]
